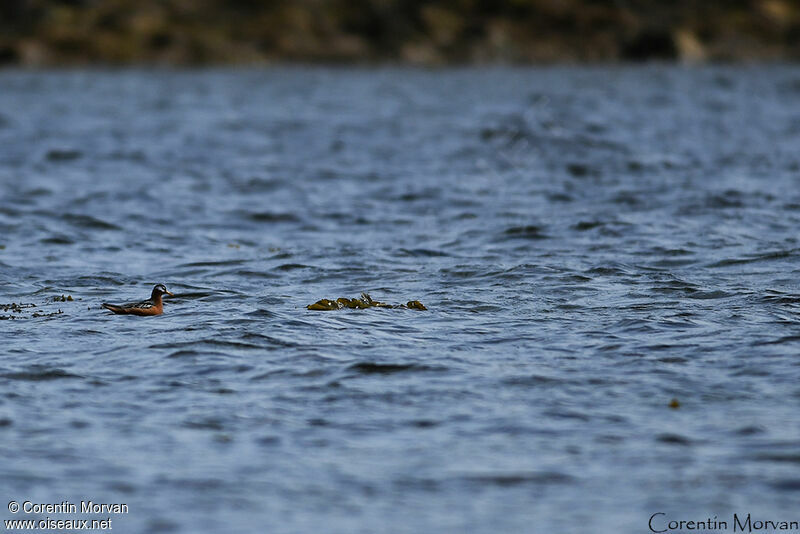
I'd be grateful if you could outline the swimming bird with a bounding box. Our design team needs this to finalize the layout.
[102,284,174,316]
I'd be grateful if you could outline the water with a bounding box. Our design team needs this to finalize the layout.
[1,66,799,533]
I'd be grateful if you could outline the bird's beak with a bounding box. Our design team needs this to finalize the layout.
[165,291,174,297]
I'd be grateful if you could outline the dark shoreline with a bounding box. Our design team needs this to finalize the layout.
[1,59,798,72]
[1,1,798,66]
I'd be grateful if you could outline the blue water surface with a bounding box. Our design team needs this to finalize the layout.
[1,66,799,533]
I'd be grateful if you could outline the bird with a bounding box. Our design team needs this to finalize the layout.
[102,284,174,316]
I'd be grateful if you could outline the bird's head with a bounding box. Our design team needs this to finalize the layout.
[152,284,174,298]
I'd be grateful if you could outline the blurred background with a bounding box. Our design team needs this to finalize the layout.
[1,0,799,65]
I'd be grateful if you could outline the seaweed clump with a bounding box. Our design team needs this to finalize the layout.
[1,302,36,319]
[1,296,75,319]
[308,293,426,311]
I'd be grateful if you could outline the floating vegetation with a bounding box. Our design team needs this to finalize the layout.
[32,309,64,318]
[669,398,681,409]
[1,302,36,320]
[1,302,36,313]
[307,293,427,311]
[1,296,74,319]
